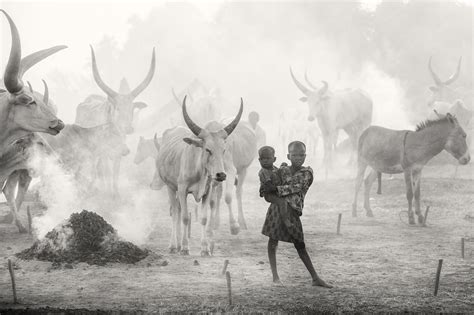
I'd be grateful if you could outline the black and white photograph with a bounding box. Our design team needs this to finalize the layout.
[0,0,472,313]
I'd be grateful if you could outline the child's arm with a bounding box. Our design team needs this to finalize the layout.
[276,169,313,197]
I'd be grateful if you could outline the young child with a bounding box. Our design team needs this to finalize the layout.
[260,141,332,288]
[257,146,293,229]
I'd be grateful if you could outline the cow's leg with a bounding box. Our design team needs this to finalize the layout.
[321,135,331,180]
[3,174,27,233]
[112,157,121,197]
[223,170,240,235]
[403,169,415,225]
[0,178,13,224]
[352,162,367,217]
[412,169,423,224]
[200,192,213,256]
[15,170,32,213]
[376,172,382,195]
[363,169,378,217]
[177,186,190,255]
[211,183,222,230]
[167,187,179,253]
[236,168,248,230]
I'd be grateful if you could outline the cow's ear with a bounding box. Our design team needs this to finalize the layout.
[299,97,307,102]
[429,86,439,92]
[321,95,330,101]
[134,101,147,110]
[183,137,204,147]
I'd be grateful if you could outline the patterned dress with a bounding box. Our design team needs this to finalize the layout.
[261,165,313,243]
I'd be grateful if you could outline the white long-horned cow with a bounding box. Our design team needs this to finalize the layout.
[290,67,373,177]
[427,56,473,109]
[156,96,243,256]
[207,118,257,233]
[75,46,155,195]
[0,9,66,232]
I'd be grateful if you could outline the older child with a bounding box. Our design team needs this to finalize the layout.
[261,141,332,288]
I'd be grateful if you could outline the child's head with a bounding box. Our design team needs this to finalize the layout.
[258,146,276,169]
[287,141,306,167]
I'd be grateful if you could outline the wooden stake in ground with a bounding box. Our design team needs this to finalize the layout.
[27,205,32,235]
[221,259,229,276]
[225,271,232,305]
[423,206,430,226]
[7,259,18,304]
[337,213,342,235]
[434,259,443,296]
[461,238,465,259]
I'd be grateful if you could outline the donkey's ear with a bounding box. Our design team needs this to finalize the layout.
[446,112,456,123]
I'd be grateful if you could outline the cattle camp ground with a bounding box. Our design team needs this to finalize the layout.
[1,160,473,313]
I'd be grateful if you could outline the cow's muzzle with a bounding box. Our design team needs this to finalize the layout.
[215,172,226,182]
[459,153,470,165]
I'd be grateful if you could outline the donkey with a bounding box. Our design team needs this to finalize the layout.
[352,113,470,224]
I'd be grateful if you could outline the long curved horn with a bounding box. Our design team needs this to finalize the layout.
[130,47,156,99]
[42,79,49,105]
[319,80,329,95]
[1,9,23,93]
[444,56,462,85]
[304,70,318,90]
[428,56,442,86]
[90,45,118,98]
[223,98,244,136]
[289,67,311,95]
[153,133,160,151]
[171,88,181,106]
[19,45,67,79]
[182,96,202,136]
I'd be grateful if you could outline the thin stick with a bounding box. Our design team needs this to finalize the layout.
[188,211,192,238]
[225,271,232,305]
[423,206,430,226]
[27,205,32,235]
[221,259,229,275]
[337,213,342,235]
[8,259,18,304]
[434,259,443,296]
[461,238,465,259]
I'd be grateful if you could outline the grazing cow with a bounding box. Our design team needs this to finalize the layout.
[352,113,470,224]
[0,10,66,232]
[75,46,155,195]
[156,96,243,256]
[210,119,257,232]
[427,56,473,109]
[290,68,373,177]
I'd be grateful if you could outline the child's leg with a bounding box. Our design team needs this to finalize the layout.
[268,238,280,282]
[293,241,332,288]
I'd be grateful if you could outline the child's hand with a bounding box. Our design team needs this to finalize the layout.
[262,181,277,193]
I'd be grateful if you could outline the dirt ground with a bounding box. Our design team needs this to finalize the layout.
[1,162,473,313]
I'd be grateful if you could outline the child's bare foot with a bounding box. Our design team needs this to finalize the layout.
[312,278,333,288]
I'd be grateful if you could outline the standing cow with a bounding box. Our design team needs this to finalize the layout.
[290,68,373,177]
[75,46,155,195]
[156,96,243,256]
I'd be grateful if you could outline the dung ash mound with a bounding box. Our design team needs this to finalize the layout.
[17,210,149,265]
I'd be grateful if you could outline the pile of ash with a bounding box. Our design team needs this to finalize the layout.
[17,210,149,266]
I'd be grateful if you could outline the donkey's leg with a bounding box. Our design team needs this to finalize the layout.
[352,162,368,217]
[403,169,415,225]
[412,169,423,224]
[363,169,378,217]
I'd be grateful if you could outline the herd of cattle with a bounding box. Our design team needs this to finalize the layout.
[0,10,472,255]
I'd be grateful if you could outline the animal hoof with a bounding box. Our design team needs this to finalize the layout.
[366,211,374,218]
[408,218,416,225]
[169,248,179,254]
[230,224,240,235]
[200,250,211,257]
[180,249,189,256]
[418,216,425,224]
[18,225,28,234]
[352,211,357,218]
